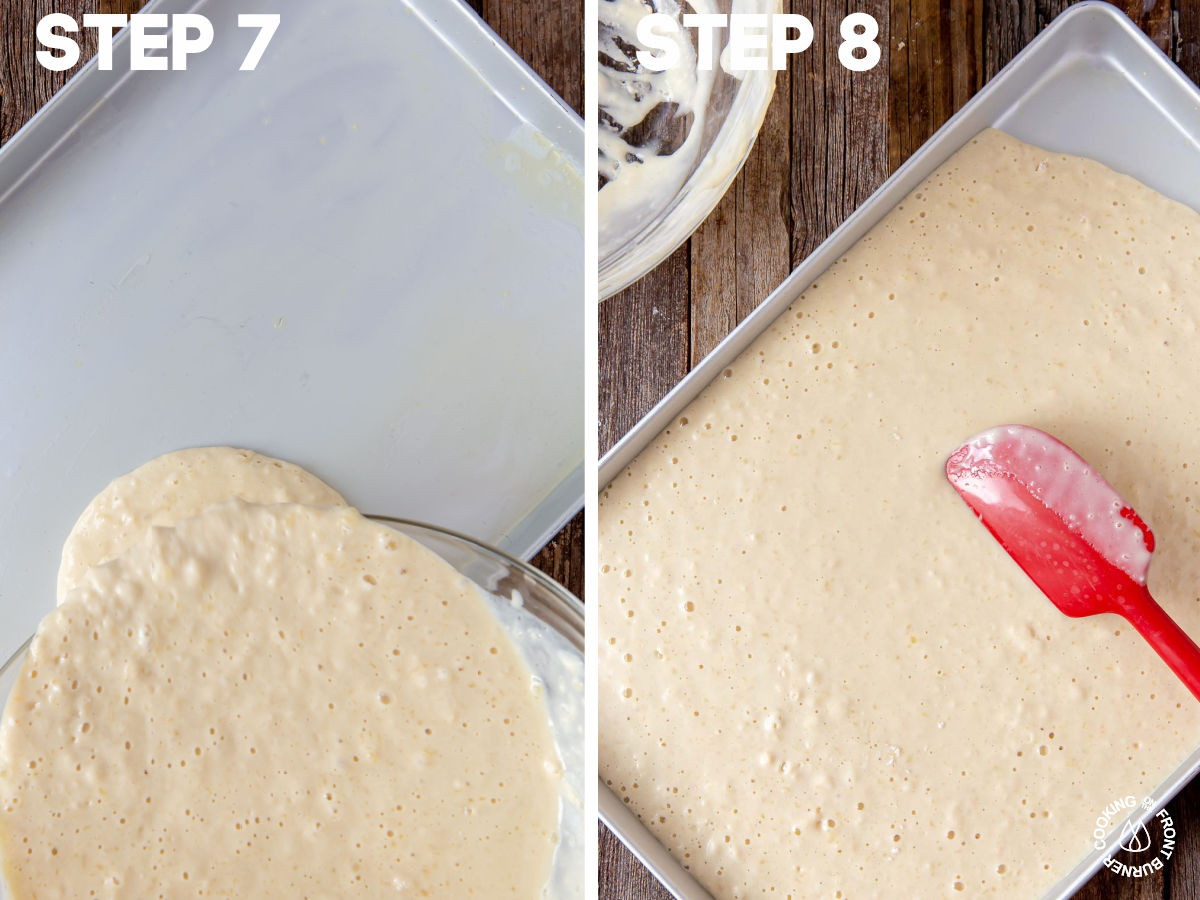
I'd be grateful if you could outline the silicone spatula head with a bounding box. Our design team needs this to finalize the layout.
[945,424,1200,702]
[944,424,1154,616]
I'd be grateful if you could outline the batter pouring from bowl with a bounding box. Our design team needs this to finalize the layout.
[1,452,569,898]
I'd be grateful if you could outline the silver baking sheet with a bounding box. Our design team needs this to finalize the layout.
[0,0,584,664]
[598,3,1200,897]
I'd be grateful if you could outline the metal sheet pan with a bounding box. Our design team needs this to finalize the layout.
[598,3,1200,897]
[0,0,584,663]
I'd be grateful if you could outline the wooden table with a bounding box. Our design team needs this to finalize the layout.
[0,0,584,601]
[599,1,1200,897]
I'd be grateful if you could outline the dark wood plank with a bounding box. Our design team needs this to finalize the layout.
[1076,844,1167,899]
[1109,0,1172,52]
[982,0,1037,79]
[472,0,583,116]
[789,0,890,263]
[529,510,584,599]
[689,66,791,361]
[599,246,691,455]
[1182,0,1200,77]
[888,0,984,170]
[1,0,145,142]
[1168,777,1200,900]
[600,824,674,900]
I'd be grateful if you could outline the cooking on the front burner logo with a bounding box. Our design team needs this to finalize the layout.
[1093,796,1176,878]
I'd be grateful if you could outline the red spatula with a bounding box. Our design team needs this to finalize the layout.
[945,424,1200,702]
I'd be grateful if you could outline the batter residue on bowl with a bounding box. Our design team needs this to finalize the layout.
[600,128,1200,897]
[599,0,714,248]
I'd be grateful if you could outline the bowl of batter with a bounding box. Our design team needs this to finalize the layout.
[0,449,583,899]
[599,0,779,298]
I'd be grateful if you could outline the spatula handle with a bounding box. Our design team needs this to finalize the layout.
[1124,587,1200,703]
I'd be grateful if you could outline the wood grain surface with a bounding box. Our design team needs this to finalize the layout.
[599,1,1200,898]
[0,0,584,600]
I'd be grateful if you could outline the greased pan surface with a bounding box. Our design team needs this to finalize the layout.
[598,4,1200,898]
[0,0,584,664]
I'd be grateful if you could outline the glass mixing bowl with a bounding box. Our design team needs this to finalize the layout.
[599,0,781,298]
[0,515,583,900]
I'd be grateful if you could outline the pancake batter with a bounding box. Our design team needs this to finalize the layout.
[3,501,562,897]
[600,129,1200,897]
[57,447,345,602]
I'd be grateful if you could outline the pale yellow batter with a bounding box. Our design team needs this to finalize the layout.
[3,501,562,898]
[56,447,345,602]
[600,129,1200,897]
